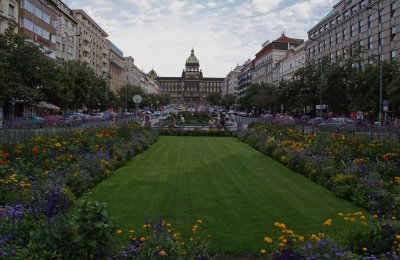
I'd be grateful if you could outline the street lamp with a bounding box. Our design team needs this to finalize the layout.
[367,4,384,122]
[309,37,324,116]
[65,34,80,113]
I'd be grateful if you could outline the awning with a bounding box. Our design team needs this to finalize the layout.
[37,101,60,110]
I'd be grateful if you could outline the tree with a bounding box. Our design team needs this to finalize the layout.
[207,92,221,106]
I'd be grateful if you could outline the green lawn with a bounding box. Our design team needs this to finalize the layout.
[85,136,364,254]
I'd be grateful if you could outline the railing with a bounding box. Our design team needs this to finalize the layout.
[235,116,400,142]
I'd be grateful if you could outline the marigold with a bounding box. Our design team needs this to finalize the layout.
[263,237,273,243]
[116,229,122,234]
[260,249,267,254]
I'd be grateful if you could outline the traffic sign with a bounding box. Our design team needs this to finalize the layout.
[133,95,142,104]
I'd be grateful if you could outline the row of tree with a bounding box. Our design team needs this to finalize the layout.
[237,43,400,119]
[0,31,168,115]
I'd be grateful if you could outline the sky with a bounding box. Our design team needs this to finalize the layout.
[64,0,338,78]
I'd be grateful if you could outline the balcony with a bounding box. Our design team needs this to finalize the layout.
[82,56,90,64]
[101,66,108,73]
[102,48,109,55]
[82,45,91,53]
[102,56,108,64]
[81,34,91,43]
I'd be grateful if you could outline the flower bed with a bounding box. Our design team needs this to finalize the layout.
[0,124,158,258]
[159,128,233,137]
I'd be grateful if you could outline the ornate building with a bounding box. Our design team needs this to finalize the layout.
[158,49,223,103]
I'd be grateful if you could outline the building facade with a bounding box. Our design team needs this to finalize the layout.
[157,49,224,104]
[19,0,58,58]
[141,69,159,94]
[123,56,142,87]
[108,40,124,93]
[253,34,304,84]
[72,9,109,78]
[272,42,306,84]
[238,59,255,98]
[306,0,399,65]
[223,65,243,96]
[0,0,19,34]
[52,0,77,61]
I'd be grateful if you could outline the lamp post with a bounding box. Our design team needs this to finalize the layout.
[309,38,324,116]
[65,34,80,114]
[367,4,384,122]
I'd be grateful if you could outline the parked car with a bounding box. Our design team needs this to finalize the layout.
[69,113,89,120]
[90,113,104,120]
[319,117,356,130]
[55,115,82,126]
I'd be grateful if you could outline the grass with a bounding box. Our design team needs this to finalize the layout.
[84,136,364,254]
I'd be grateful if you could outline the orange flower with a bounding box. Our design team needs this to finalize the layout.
[31,147,39,154]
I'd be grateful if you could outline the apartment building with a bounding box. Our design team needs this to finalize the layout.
[19,0,58,58]
[123,56,142,87]
[272,43,306,84]
[306,0,399,65]
[51,0,77,61]
[223,65,244,96]
[108,40,124,93]
[72,9,109,78]
[253,34,304,84]
[0,0,19,34]
[142,69,160,95]
[238,59,255,98]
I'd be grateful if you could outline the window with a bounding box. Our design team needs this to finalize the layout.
[351,5,358,15]
[8,4,14,17]
[391,50,396,60]
[42,13,50,24]
[22,18,34,31]
[0,0,2,12]
[351,24,357,37]
[379,9,384,23]
[336,33,340,43]
[337,15,342,24]
[344,10,350,19]
[343,29,347,40]
[391,26,397,41]
[330,35,334,44]
[325,24,329,31]
[368,36,373,49]
[391,1,397,17]
[379,31,384,45]
[319,27,323,34]
[330,20,335,27]
[34,7,42,18]
[360,0,367,9]
[359,21,363,33]
[368,15,372,28]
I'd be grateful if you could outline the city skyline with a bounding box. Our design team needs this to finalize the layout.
[64,0,337,77]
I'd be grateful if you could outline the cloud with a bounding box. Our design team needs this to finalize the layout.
[252,0,282,13]
[63,0,333,77]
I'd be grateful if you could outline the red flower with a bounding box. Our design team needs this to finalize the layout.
[31,147,39,154]
[15,150,23,155]
[2,153,10,159]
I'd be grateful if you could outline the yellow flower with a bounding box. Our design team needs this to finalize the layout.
[116,229,122,234]
[396,235,400,240]
[263,237,273,243]
[140,237,146,242]
[279,243,285,247]
[373,215,379,219]
[323,219,332,226]
[159,250,167,257]
[393,217,397,220]
[166,223,172,227]
[360,221,368,226]
[260,249,267,254]
[129,230,135,233]
[362,247,368,252]
[197,220,203,224]
[298,236,305,242]
[55,143,62,148]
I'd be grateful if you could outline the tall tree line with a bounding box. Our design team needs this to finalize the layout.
[238,44,400,119]
[0,30,168,115]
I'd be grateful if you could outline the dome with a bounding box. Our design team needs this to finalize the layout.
[186,48,199,64]
[149,68,158,78]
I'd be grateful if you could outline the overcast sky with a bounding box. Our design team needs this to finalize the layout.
[64,0,337,78]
